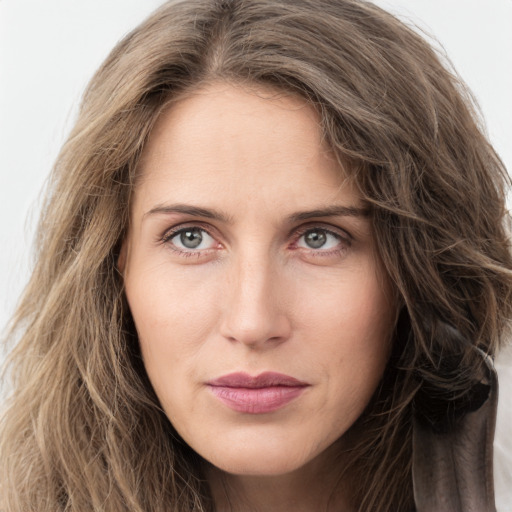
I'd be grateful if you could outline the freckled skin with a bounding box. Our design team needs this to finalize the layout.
[121,82,395,509]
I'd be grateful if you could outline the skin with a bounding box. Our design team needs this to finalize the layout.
[121,82,396,511]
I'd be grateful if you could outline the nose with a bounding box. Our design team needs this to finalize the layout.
[219,255,292,349]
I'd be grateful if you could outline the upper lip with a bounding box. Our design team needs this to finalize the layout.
[207,372,309,389]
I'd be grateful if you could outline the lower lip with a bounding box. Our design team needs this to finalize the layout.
[208,385,307,414]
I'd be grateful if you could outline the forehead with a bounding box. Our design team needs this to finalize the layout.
[133,81,359,214]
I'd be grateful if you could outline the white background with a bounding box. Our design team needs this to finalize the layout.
[1,0,511,508]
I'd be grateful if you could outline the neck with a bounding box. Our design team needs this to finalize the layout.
[204,450,356,512]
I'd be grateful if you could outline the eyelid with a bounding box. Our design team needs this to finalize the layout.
[287,224,353,260]
[160,223,223,258]
[161,222,218,243]
[291,222,353,244]
[159,221,353,257]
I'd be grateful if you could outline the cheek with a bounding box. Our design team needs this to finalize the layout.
[298,266,393,349]
[124,262,222,401]
[303,268,394,409]
[336,273,393,367]
[127,258,220,339]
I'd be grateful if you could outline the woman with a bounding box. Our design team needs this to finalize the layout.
[1,0,511,510]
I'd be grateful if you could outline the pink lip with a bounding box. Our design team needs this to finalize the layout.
[207,372,309,414]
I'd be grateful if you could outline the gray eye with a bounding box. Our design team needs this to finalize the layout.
[304,230,327,249]
[297,229,341,250]
[180,229,203,248]
[170,228,216,251]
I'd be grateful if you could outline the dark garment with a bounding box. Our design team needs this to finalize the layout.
[412,353,497,512]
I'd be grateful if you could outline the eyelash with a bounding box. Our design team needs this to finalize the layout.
[160,223,352,258]
[161,223,219,258]
[291,224,352,257]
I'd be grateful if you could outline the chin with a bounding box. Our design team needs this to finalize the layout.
[211,457,306,477]
[201,440,315,477]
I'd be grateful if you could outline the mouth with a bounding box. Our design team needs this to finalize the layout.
[206,372,310,414]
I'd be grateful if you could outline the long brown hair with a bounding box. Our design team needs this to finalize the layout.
[2,1,511,510]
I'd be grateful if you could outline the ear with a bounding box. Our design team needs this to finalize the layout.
[117,239,128,274]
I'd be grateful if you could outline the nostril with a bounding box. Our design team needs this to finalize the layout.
[220,313,292,348]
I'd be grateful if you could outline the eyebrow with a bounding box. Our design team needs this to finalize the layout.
[143,203,369,223]
[144,204,233,223]
[287,205,370,223]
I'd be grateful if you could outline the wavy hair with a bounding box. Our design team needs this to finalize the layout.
[2,0,511,510]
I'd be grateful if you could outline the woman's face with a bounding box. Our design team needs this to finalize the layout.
[122,82,395,476]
